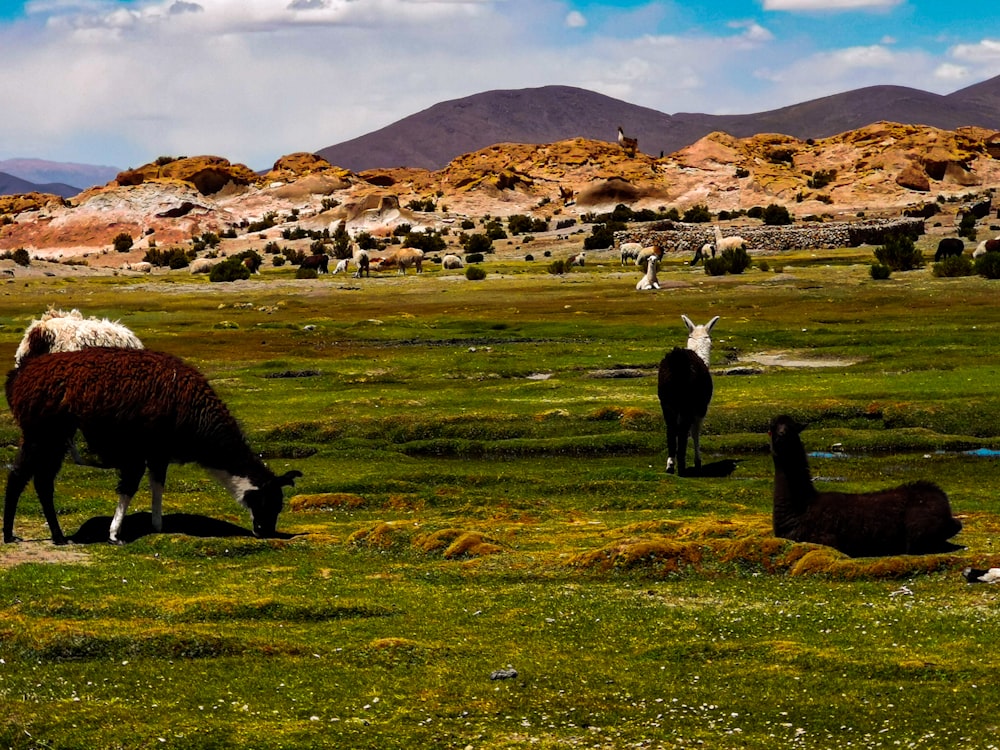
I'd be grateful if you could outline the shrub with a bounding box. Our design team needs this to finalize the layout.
[959,213,979,241]
[975,252,1000,280]
[464,233,493,255]
[11,248,31,267]
[209,257,251,282]
[465,266,487,281]
[806,169,837,189]
[143,246,189,268]
[932,255,974,278]
[762,204,793,226]
[465,253,485,264]
[874,235,923,271]
[683,204,712,223]
[295,267,319,280]
[757,260,769,273]
[704,258,728,276]
[735,167,750,178]
[870,263,892,280]
[548,259,569,275]
[583,222,624,250]
[112,232,134,253]
[272,255,286,267]
[721,247,751,274]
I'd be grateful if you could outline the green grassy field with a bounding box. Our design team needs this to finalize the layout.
[2,253,1000,749]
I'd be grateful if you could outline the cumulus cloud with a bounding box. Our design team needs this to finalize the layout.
[565,10,586,29]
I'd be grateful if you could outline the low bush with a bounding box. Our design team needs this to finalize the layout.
[932,255,974,278]
[975,252,1000,279]
[465,266,487,281]
[874,235,923,271]
[209,257,251,282]
[870,263,892,280]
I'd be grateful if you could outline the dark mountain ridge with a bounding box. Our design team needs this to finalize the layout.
[317,76,1000,172]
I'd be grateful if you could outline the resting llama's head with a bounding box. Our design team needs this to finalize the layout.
[681,314,720,367]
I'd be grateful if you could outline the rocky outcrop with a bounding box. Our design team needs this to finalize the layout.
[116,155,258,195]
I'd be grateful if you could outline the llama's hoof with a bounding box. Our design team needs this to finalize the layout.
[51,535,69,546]
[666,466,675,474]
[108,538,125,546]
[3,534,22,544]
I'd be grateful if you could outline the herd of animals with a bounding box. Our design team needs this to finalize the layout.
[0,307,987,581]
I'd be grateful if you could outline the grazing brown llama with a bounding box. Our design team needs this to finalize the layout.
[768,414,962,557]
[3,348,301,545]
[657,315,719,475]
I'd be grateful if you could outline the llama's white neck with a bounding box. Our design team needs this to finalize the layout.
[713,225,723,243]
[208,469,257,507]
[687,334,712,367]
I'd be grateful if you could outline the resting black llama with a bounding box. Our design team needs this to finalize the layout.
[657,315,719,475]
[3,348,301,545]
[768,414,962,557]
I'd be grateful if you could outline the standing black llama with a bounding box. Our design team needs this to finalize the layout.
[768,414,963,557]
[4,348,301,545]
[657,315,719,475]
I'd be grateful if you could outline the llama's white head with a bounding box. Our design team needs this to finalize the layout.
[682,314,719,367]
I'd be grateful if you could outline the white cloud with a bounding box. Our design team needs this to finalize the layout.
[763,0,902,10]
[933,63,970,82]
[950,38,1000,64]
[728,20,774,45]
[565,10,586,29]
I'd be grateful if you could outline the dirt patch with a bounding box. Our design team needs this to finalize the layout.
[744,350,859,368]
[0,543,90,568]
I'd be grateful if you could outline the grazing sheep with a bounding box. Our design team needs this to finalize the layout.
[189,257,219,274]
[442,253,464,270]
[964,567,1000,583]
[934,237,965,262]
[620,242,643,265]
[636,255,660,290]
[690,243,714,266]
[333,257,350,274]
[121,261,153,273]
[713,225,747,254]
[568,252,586,267]
[14,308,143,368]
[3,348,302,545]
[395,248,424,274]
[353,249,370,278]
[657,315,720,475]
[617,126,638,157]
[300,253,330,273]
[768,414,962,557]
[973,237,1000,258]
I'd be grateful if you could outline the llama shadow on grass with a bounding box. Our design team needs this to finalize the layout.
[678,459,740,478]
[69,512,299,545]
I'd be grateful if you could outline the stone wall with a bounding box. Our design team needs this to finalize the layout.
[614,217,926,256]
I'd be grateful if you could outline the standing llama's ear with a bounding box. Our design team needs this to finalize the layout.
[704,316,721,333]
[681,314,695,332]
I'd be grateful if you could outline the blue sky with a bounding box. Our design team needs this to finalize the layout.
[1,0,998,170]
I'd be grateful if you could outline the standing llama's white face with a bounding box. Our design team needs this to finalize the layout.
[681,315,719,366]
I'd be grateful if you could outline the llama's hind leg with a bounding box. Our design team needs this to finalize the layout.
[147,459,169,533]
[28,444,69,545]
[665,423,678,474]
[3,445,38,543]
[690,417,704,471]
[109,463,146,545]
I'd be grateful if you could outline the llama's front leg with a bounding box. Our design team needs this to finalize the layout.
[32,470,67,545]
[665,424,678,474]
[3,452,33,543]
[147,460,169,534]
[109,493,134,545]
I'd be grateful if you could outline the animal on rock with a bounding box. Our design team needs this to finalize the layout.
[636,255,660,290]
[768,414,963,557]
[3,348,302,545]
[617,126,638,157]
[301,253,329,273]
[657,315,720,475]
[14,308,143,368]
[934,237,965,262]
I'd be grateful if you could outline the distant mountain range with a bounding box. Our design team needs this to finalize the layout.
[317,75,1000,171]
[4,74,1000,197]
[0,159,121,198]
